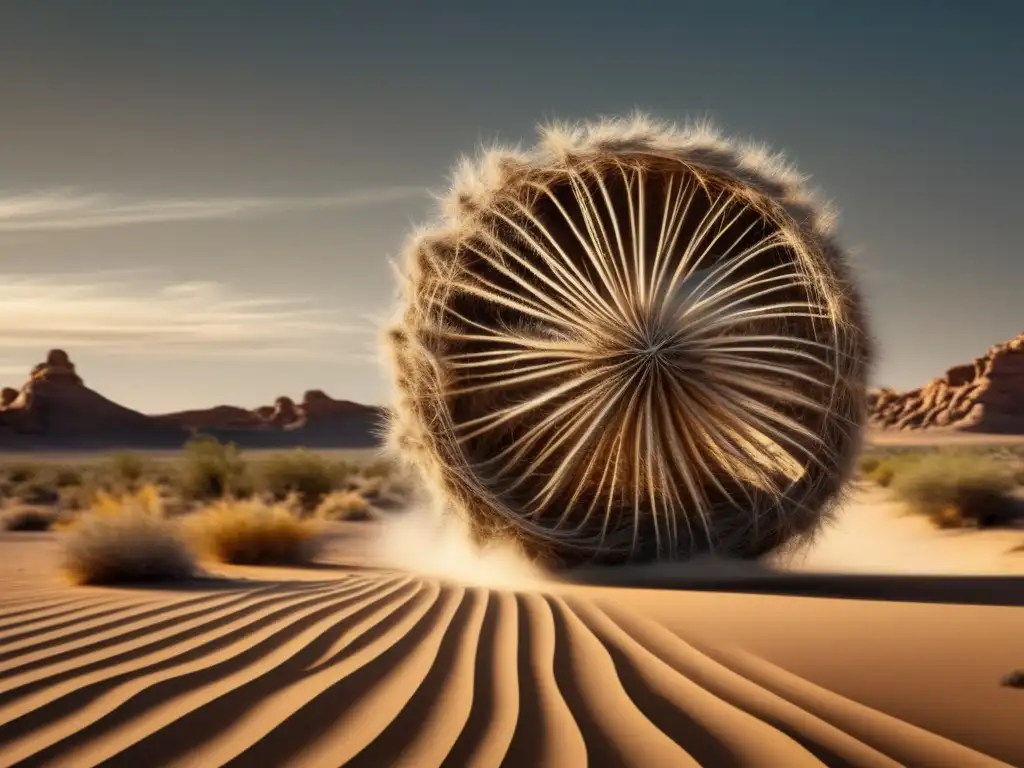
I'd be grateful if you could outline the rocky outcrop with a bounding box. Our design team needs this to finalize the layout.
[0,349,186,447]
[151,404,263,431]
[267,396,299,427]
[868,332,1024,434]
[0,349,385,450]
[157,389,384,448]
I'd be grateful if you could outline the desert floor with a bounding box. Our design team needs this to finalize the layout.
[1,486,1023,767]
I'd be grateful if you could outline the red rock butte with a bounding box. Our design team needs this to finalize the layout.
[0,349,384,450]
[868,332,1024,433]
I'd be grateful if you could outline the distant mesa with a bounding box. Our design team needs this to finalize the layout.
[868,332,1024,434]
[0,349,384,451]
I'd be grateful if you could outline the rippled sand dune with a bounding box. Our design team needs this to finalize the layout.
[0,520,1022,767]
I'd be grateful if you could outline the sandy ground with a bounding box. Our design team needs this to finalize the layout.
[1,488,1023,767]
[866,428,1024,448]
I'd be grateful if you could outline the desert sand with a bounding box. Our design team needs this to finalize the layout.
[1,480,1022,768]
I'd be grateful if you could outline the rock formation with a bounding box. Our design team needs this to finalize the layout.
[0,349,184,446]
[868,332,1024,433]
[0,349,384,450]
[266,396,299,427]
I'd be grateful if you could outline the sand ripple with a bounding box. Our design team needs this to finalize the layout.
[0,573,1013,768]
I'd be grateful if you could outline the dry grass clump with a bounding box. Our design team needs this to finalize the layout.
[315,490,376,522]
[891,454,1022,529]
[2,506,60,532]
[61,488,196,585]
[189,500,326,565]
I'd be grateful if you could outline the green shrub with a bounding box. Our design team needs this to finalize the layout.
[178,438,251,501]
[255,450,341,512]
[891,454,1021,529]
[858,455,881,476]
[54,466,85,488]
[108,452,148,488]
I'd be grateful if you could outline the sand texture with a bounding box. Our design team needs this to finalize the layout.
[1,496,1023,767]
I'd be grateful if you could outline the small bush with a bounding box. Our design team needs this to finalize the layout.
[858,455,881,476]
[865,453,927,488]
[891,454,1022,529]
[14,481,60,506]
[54,466,85,488]
[2,506,59,532]
[315,490,376,521]
[190,500,325,565]
[59,485,93,512]
[4,463,38,485]
[872,464,896,488]
[108,452,148,488]
[178,438,251,501]
[62,512,197,585]
[255,451,340,512]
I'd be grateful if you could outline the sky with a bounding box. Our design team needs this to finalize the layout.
[0,1,1021,413]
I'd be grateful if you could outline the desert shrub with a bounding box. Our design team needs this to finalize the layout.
[871,464,897,488]
[58,484,95,512]
[891,454,1021,529]
[4,462,38,485]
[315,490,375,521]
[857,455,881,476]
[56,485,166,532]
[866,453,927,488]
[178,437,251,501]
[189,500,325,565]
[2,506,59,532]
[255,450,340,512]
[54,466,85,488]
[61,512,197,585]
[108,452,148,488]
[13,481,60,506]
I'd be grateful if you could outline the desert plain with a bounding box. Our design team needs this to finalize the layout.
[0,432,1022,768]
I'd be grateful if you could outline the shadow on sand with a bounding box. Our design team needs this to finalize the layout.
[561,560,1024,607]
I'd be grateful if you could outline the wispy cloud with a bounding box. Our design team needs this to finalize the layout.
[0,186,428,232]
[0,273,378,363]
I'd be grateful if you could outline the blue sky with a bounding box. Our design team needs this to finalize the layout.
[1,1,1021,412]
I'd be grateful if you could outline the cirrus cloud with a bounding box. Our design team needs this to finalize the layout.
[0,272,377,362]
[0,185,428,232]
